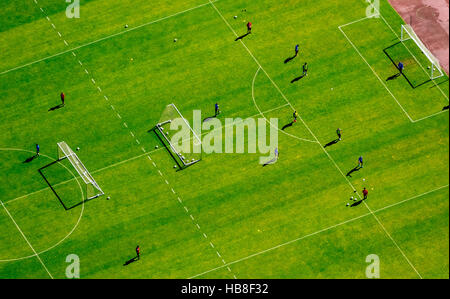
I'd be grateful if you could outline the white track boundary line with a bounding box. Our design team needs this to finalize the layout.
[189,184,448,279]
[2,103,289,206]
[338,17,448,123]
[208,0,422,278]
[0,1,218,76]
[0,199,54,278]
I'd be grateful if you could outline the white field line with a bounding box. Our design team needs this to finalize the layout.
[361,200,423,278]
[338,25,414,122]
[371,3,449,102]
[37,0,234,275]
[252,67,317,143]
[0,1,218,76]
[339,17,449,123]
[189,184,448,279]
[208,0,422,278]
[412,109,449,123]
[0,199,54,278]
[3,103,289,206]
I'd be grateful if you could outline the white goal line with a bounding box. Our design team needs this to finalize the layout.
[338,18,449,123]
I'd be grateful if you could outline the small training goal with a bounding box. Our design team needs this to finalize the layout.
[154,104,202,169]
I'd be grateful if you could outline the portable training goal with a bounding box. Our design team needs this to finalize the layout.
[57,141,104,199]
[155,104,202,169]
[400,24,445,80]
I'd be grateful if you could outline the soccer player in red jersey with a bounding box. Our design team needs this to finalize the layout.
[136,245,140,260]
[60,92,65,106]
[363,188,368,200]
[247,22,252,34]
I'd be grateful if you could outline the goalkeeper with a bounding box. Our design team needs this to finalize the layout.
[398,62,404,74]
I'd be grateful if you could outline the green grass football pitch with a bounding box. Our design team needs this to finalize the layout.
[0,0,448,279]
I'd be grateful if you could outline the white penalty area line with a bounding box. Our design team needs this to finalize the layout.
[208,0,423,278]
[0,200,54,278]
[338,25,413,123]
[252,67,317,144]
[338,15,449,123]
[2,102,290,206]
[189,184,449,279]
[0,0,219,76]
[368,2,449,102]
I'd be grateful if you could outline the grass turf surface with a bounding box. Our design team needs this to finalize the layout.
[0,0,448,279]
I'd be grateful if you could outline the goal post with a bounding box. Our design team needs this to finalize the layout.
[155,104,202,169]
[57,141,104,200]
[400,24,444,80]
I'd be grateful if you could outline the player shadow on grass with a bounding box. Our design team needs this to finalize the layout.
[123,256,139,266]
[262,158,278,167]
[235,32,250,41]
[350,199,364,207]
[443,105,449,111]
[48,104,64,112]
[284,55,297,64]
[281,122,294,130]
[346,166,361,177]
[23,154,38,163]
[386,73,401,81]
[202,115,217,123]
[323,139,340,148]
[290,75,305,83]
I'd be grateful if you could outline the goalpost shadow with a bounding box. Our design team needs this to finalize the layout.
[383,42,432,89]
[38,161,90,211]
[150,126,184,171]
[150,125,202,172]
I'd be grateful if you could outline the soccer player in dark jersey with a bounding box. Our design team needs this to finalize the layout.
[358,156,364,168]
[337,128,342,141]
[215,103,220,117]
[303,62,308,77]
[398,62,404,74]
[136,245,140,260]
[60,92,65,106]
[363,187,368,200]
[295,44,300,57]
[36,144,40,156]
[293,111,299,123]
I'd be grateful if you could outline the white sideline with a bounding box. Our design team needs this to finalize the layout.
[0,0,219,76]
[0,199,53,278]
[207,0,423,278]
[339,19,448,123]
[189,184,449,279]
[3,102,290,206]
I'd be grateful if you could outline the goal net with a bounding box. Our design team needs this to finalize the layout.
[400,24,444,80]
[57,141,104,200]
[155,104,202,169]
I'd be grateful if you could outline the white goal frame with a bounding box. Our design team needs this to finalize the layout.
[155,103,202,168]
[57,141,104,200]
[400,24,444,80]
